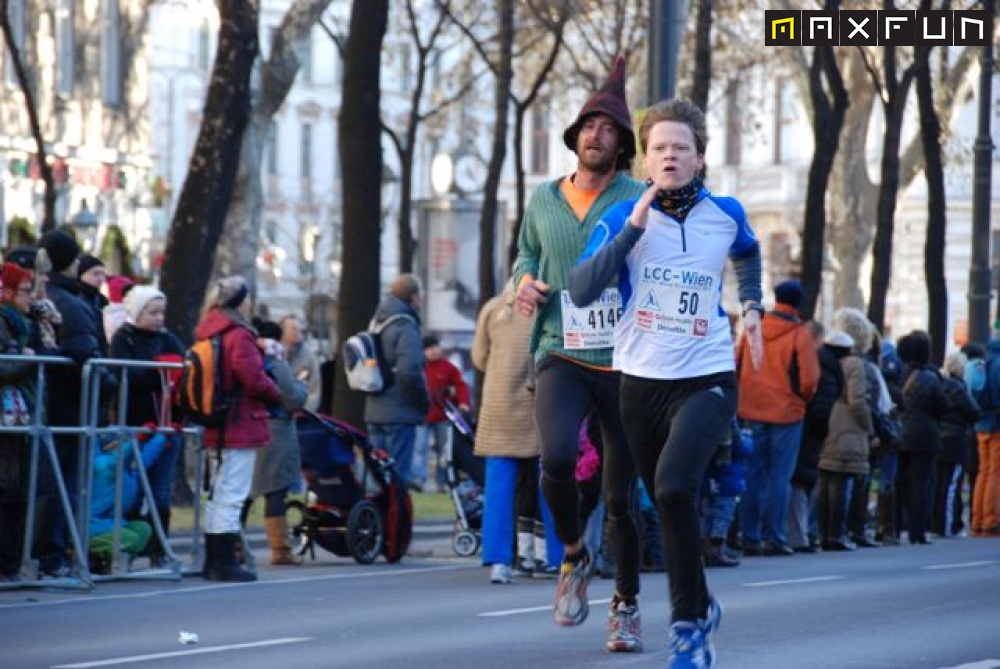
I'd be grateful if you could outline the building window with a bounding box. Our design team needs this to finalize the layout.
[55,0,74,97]
[301,33,313,83]
[3,0,25,87]
[724,78,741,167]
[530,97,550,175]
[197,20,212,70]
[266,122,278,175]
[300,123,312,179]
[100,0,122,107]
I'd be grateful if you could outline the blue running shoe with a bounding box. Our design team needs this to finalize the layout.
[667,621,708,668]
[699,596,723,667]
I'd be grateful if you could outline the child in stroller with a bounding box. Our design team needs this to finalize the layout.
[287,412,412,564]
[437,398,486,556]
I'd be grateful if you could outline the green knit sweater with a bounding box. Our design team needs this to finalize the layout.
[512,172,646,366]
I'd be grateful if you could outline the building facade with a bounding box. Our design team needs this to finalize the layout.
[0,0,153,273]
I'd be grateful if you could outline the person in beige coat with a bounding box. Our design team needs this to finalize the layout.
[817,312,874,551]
[473,283,560,583]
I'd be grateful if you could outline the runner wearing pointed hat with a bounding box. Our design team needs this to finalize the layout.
[513,55,646,651]
[562,55,636,171]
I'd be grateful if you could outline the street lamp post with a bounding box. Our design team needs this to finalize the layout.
[70,198,100,252]
[969,2,995,345]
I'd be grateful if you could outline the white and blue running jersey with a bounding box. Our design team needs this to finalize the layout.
[576,192,759,380]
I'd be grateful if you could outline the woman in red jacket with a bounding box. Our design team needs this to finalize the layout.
[196,276,281,582]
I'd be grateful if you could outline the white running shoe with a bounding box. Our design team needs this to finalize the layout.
[490,563,514,584]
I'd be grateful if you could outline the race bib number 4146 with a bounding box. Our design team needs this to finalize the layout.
[635,266,719,338]
[561,289,622,349]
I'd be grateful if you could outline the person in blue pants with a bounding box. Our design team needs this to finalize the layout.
[473,283,561,583]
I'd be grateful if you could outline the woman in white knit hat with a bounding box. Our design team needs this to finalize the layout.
[109,284,186,567]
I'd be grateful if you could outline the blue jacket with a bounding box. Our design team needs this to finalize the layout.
[974,339,1000,433]
[89,433,169,536]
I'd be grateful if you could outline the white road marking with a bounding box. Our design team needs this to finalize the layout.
[51,637,311,668]
[938,660,1000,669]
[743,575,846,588]
[0,564,467,611]
[921,561,996,571]
[479,596,612,617]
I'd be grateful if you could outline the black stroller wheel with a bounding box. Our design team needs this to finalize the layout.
[347,501,384,564]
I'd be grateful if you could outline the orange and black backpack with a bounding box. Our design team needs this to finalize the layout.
[178,335,230,427]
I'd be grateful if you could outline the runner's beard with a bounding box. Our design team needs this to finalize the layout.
[578,146,619,175]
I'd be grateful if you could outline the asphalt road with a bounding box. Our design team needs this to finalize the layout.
[2,532,999,669]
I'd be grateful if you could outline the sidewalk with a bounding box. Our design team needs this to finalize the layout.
[170,518,459,560]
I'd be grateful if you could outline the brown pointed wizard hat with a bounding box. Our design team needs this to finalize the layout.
[562,55,635,170]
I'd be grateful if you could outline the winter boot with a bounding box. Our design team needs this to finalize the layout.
[203,533,257,582]
[265,516,299,566]
[533,528,556,576]
[875,491,900,546]
[514,526,535,577]
[147,508,172,568]
[201,534,219,579]
[704,537,740,567]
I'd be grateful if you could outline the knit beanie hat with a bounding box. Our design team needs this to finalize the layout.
[207,276,249,310]
[1,263,33,293]
[4,246,36,269]
[38,229,81,273]
[106,275,135,304]
[125,285,165,323]
[78,254,105,278]
[562,55,636,171]
[773,279,803,309]
[256,320,282,341]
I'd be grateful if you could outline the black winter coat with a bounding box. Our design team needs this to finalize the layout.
[793,344,845,490]
[938,375,980,464]
[109,323,185,426]
[45,272,116,425]
[899,364,947,454]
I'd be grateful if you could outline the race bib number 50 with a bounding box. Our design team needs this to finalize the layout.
[561,289,622,349]
[635,265,719,338]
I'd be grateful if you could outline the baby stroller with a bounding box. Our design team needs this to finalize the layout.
[287,411,413,564]
[438,398,486,557]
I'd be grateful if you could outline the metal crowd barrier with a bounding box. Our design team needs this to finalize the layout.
[79,358,205,583]
[0,354,91,590]
[0,354,206,591]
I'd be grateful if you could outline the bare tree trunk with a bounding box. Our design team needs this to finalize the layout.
[212,0,334,296]
[828,53,877,312]
[478,0,514,313]
[1,7,55,231]
[331,0,389,429]
[917,47,947,365]
[798,4,847,321]
[867,46,919,332]
[687,0,713,111]
[161,0,259,343]
[507,1,571,265]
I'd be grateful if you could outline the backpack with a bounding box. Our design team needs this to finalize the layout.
[177,335,230,427]
[342,314,415,394]
[967,357,996,414]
